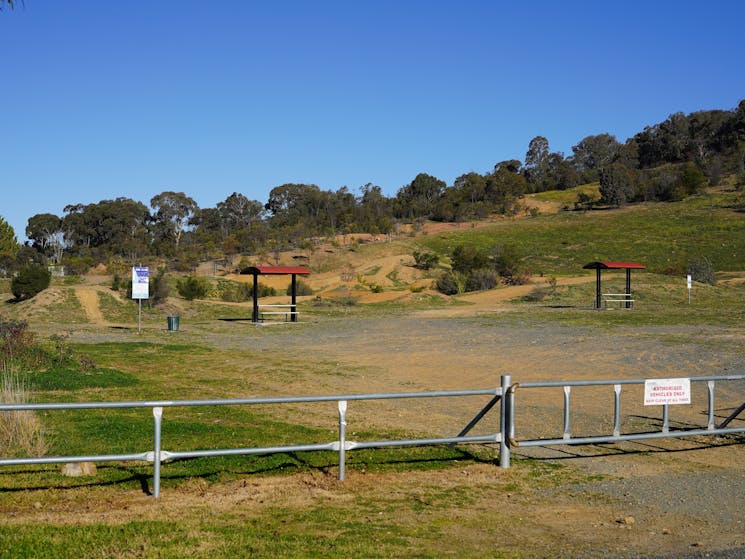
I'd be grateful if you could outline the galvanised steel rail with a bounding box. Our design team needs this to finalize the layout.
[2,375,744,496]
[504,374,745,461]
[0,381,510,498]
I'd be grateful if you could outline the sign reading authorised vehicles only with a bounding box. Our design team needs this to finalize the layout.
[644,377,691,406]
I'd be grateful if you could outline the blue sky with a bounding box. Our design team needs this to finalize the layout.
[2,0,744,241]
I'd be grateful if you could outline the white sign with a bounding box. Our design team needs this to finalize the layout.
[687,274,692,289]
[644,378,691,406]
[131,266,150,299]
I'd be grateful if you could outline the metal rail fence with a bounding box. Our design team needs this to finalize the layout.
[503,374,745,461]
[0,379,510,498]
[1,375,744,497]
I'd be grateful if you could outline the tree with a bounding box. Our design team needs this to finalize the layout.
[571,134,621,182]
[217,192,265,233]
[63,198,150,259]
[599,164,635,207]
[395,173,446,219]
[26,213,67,264]
[0,216,20,275]
[357,183,392,234]
[524,136,568,191]
[150,191,198,247]
[450,245,489,274]
[11,264,51,301]
[677,161,707,195]
[265,183,323,239]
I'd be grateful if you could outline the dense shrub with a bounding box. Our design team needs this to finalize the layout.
[176,275,211,300]
[493,244,528,284]
[0,320,47,457]
[61,255,95,276]
[687,257,717,286]
[466,268,499,291]
[0,320,37,368]
[11,264,51,301]
[217,279,252,302]
[450,245,489,274]
[413,251,439,270]
[257,283,276,297]
[149,268,170,305]
[286,279,314,296]
[436,271,464,295]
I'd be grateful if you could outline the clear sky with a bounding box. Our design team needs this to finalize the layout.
[2,0,744,241]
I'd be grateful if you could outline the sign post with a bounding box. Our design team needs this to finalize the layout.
[131,266,149,333]
[686,274,692,304]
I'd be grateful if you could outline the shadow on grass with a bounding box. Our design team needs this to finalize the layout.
[0,446,498,496]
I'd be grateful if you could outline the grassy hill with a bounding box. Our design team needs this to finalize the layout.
[420,183,745,277]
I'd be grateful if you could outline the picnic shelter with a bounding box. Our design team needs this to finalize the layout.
[582,261,646,309]
[240,266,311,323]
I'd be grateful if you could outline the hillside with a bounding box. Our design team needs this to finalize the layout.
[3,181,745,326]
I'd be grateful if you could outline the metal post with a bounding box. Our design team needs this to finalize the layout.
[138,298,142,334]
[562,386,571,439]
[499,375,511,468]
[662,404,669,433]
[153,406,163,498]
[707,381,715,430]
[625,268,632,309]
[613,384,622,437]
[252,272,259,322]
[291,274,298,322]
[595,268,602,309]
[338,400,347,481]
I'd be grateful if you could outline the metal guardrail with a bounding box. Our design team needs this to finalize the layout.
[0,381,509,498]
[504,375,745,458]
[1,375,744,497]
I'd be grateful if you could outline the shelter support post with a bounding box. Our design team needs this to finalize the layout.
[252,272,259,322]
[291,274,297,322]
[626,269,632,309]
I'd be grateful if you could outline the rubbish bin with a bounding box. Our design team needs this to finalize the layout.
[167,316,180,331]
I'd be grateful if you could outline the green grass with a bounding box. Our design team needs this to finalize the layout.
[507,272,745,327]
[422,189,745,276]
[0,455,587,559]
[29,366,139,391]
[97,290,136,323]
[529,182,601,206]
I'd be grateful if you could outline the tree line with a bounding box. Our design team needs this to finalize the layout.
[1,99,743,276]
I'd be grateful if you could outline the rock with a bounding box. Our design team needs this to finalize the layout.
[60,462,97,477]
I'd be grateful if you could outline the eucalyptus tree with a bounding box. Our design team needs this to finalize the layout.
[63,198,150,260]
[571,134,621,182]
[0,215,19,275]
[150,191,198,249]
[26,213,67,263]
[394,173,446,219]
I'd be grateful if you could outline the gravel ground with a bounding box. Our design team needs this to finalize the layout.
[65,310,745,557]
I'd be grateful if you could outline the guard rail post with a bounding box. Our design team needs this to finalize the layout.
[153,407,163,498]
[499,374,511,468]
[338,400,347,481]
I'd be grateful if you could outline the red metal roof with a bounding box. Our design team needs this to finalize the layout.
[241,266,311,276]
[583,261,646,270]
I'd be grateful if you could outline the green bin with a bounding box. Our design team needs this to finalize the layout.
[167,316,180,331]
